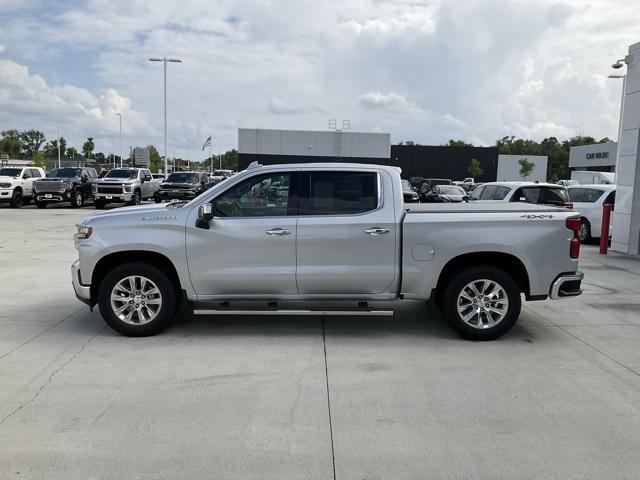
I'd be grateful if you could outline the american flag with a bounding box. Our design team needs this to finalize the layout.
[202,136,212,150]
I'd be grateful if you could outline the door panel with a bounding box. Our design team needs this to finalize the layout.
[185,171,299,297]
[296,170,398,295]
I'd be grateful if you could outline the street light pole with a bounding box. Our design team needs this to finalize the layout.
[116,113,122,168]
[148,56,182,178]
[56,126,61,169]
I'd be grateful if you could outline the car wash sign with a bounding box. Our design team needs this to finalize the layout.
[134,147,150,167]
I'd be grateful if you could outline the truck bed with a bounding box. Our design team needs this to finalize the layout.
[405,202,570,214]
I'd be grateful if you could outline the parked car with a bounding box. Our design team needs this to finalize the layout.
[432,184,468,202]
[72,163,583,341]
[401,179,419,203]
[91,168,160,209]
[468,182,572,208]
[210,169,234,185]
[155,172,211,202]
[418,178,453,201]
[567,184,616,241]
[33,167,98,208]
[0,166,45,207]
[408,176,424,189]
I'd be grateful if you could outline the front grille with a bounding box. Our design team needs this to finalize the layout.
[35,181,65,193]
[97,185,124,194]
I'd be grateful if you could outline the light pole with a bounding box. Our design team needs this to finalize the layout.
[56,126,61,169]
[148,56,182,178]
[116,113,122,168]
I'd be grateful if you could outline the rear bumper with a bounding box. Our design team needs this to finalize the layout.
[71,259,92,306]
[549,271,584,299]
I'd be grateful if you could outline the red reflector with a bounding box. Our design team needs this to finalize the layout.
[566,217,581,258]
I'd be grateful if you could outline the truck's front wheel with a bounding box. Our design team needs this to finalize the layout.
[442,266,521,341]
[98,262,177,337]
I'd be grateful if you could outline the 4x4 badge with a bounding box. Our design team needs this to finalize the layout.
[520,214,554,219]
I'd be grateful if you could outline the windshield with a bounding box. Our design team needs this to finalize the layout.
[0,168,21,176]
[436,185,465,195]
[212,170,229,177]
[49,168,81,178]
[167,172,199,183]
[105,169,137,179]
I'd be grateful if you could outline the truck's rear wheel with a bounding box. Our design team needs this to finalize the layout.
[442,266,521,341]
[98,262,177,337]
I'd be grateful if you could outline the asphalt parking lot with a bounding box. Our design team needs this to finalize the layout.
[2,203,640,479]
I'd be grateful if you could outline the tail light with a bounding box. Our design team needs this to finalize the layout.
[566,217,581,259]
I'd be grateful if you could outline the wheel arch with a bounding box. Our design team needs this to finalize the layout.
[434,251,531,304]
[90,251,182,305]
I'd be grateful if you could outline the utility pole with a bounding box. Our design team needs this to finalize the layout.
[116,113,122,168]
[56,126,61,169]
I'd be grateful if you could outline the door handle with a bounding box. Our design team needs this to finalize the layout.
[266,228,292,236]
[365,227,390,235]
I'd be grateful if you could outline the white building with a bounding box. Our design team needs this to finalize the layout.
[496,155,548,182]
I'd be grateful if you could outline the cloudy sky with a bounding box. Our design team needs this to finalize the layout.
[0,0,638,159]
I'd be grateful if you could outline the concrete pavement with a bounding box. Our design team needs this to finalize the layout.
[1,203,640,479]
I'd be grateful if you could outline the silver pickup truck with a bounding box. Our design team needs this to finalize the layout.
[72,163,583,340]
[92,168,160,209]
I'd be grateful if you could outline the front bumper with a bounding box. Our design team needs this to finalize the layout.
[0,188,14,200]
[36,191,72,202]
[71,259,92,306]
[549,271,584,299]
[94,192,133,202]
[156,189,198,200]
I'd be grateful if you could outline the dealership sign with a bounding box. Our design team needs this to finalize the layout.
[586,152,609,159]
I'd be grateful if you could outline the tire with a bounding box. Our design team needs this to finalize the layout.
[442,266,521,341]
[128,190,141,206]
[9,189,23,208]
[70,190,84,208]
[98,262,177,337]
[579,218,591,243]
[36,201,47,209]
[154,194,161,203]
[94,200,106,209]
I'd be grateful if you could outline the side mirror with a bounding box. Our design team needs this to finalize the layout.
[81,176,88,183]
[196,203,214,229]
[22,173,29,179]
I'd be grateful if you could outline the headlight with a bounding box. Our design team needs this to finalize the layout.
[0,183,11,188]
[74,224,93,240]
[63,181,72,189]
[91,184,97,193]
[123,184,133,192]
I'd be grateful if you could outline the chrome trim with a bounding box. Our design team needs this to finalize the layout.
[71,260,91,305]
[550,272,584,299]
[194,309,394,316]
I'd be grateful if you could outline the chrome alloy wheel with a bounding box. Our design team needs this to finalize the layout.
[579,222,589,242]
[456,279,509,329]
[110,275,162,325]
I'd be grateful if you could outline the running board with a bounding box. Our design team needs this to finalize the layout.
[193,309,394,316]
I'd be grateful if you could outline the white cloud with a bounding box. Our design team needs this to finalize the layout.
[0,44,5,54]
[0,0,638,156]
[0,59,152,150]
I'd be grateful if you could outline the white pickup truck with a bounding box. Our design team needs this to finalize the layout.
[72,163,583,340]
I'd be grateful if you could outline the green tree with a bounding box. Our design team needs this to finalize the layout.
[445,139,473,147]
[32,151,46,168]
[147,145,163,173]
[0,130,23,158]
[206,148,239,171]
[20,129,46,159]
[518,158,536,180]
[82,137,95,159]
[66,147,79,158]
[399,140,419,146]
[467,158,484,178]
[43,137,67,159]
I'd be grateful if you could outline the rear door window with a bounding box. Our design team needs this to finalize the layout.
[301,171,378,215]
[480,185,497,200]
[568,188,605,203]
[468,186,484,200]
[494,186,511,200]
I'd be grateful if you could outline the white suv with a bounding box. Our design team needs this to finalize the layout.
[468,181,572,208]
[0,166,46,208]
[567,184,616,241]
